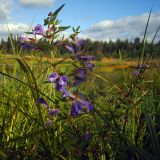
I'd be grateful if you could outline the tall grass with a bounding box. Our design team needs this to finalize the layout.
[0,5,160,160]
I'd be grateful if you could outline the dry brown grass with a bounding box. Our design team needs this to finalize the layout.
[0,54,141,69]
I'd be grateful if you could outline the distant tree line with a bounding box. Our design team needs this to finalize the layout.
[0,35,160,59]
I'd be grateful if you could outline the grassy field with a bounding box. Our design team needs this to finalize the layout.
[1,2,160,159]
[0,53,160,159]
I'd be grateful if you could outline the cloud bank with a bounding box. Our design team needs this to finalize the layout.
[0,23,29,40]
[1,11,160,42]
[81,12,160,42]
[19,0,54,7]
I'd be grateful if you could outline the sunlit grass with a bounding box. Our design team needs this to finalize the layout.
[0,4,160,159]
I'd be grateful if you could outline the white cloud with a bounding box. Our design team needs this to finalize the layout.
[0,22,68,40]
[0,23,29,40]
[19,0,54,7]
[81,12,160,42]
[0,0,12,20]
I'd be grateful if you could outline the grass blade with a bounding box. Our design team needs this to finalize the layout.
[144,113,160,159]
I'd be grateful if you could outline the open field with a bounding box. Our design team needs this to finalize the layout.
[0,52,160,159]
[1,3,160,159]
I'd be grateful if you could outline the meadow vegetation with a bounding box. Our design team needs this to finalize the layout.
[0,4,160,160]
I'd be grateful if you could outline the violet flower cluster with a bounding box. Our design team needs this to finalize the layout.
[38,64,94,127]
[19,24,46,50]
[19,7,95,126]
[19,5,70,51]
[134,63,149,76]
[20,27,95,126]
[45,39,95,117]
[66,39,95,86]
[47,72,94,117]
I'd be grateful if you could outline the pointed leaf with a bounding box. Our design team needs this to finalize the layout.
[24,32,33,34]
[52,4,65,17]
[57,26,70,32]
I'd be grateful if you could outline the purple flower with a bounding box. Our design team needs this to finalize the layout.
[61,88,72,98]
[86,63,95,70]
[137,64,143,69]
[65,45,76,53]
[21,43,40,51]
[45,119,52,127]
[79,93,94,111]
[48,12,52,16]
[33,24,45,36]
[55,83,64,91]
[71,101,83,116]
[74,39,85,49]
[73,79,85,86]
[49,108,60,117]
[19,36,30,42]
[80,55,95,61]
[58,75,68,87]
[48,74,69,91]
[73,69,87,86]
[134,71,139,76]
[81,100,94,112]
[66,39,85,54]
[37,98,49,110]
[21,43,33,49]
[76,69,86,79]
[48,72,59,83]
[73,69,86,86]
[56,84,75,98]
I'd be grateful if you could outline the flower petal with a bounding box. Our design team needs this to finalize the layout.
[48,72,59,83]
[58,75,68,87]
[82,100,94,112]
[49,108,60,116]
[37,98,49,110]
[65,45,76,53]
[45,119,52,127]
[71,101,83,116]
[33,24,45,36]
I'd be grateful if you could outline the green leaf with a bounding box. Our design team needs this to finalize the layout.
[44,19,49,25]
[44,5,65,26]
[24,32,33,34]
[130,146,156,160]
[76,26,80,31]
[8,128,54,143]
[72,27,75,32]
[52,4,65,18]
[57,26,70,32]
[43,81,51,84]
[144,113,160,159]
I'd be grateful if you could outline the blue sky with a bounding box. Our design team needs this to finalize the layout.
[0,0,160,41]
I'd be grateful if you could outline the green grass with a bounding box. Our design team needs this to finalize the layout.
[0,54,160,159]
[1,4,160,159]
